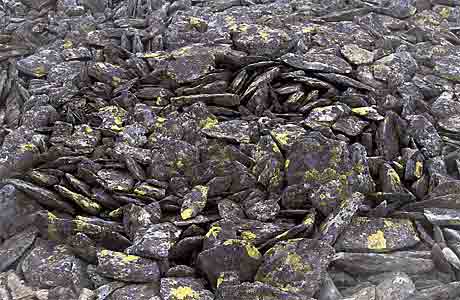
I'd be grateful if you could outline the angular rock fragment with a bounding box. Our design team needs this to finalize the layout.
[375,272,415,300]
[424,208,460,226]
[255,238,335,298]
[127,223,182,260]
[0,228,37,272]
[336,217,420,253]
[180,185,208,220]
[197,239,262,288]
[96,249,160,283]
[160,277,213,300]
[108,283,161,300]
[22,239,90,290]
[332,252,435,275]
[317,192,364,245]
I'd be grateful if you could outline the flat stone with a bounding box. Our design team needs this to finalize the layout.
[335,217,420,253]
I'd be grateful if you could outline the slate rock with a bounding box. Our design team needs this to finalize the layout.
[375,272,415,300]
[21,239,90,290]
[160,277,214,300]
[332,252,435,275]
[255,238,335,298]
[197,239,262,288]
[216,281,313,300]
[127,223,182,260]
[96,249,160,283]
[108,283,161,300]
[335,217,420,253]
[0,228,37,272]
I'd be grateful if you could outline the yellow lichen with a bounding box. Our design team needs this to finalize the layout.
[112,76,122,87]
[155,117,166,127]
[272,132,289,145]
[383,219,397,228]
[352,107,372,116]
[303,216,314,225]
[83,126,93,133]
[205,225,222,238]
[439,7,451,19]
[181,208,194,220]
[200,116,218,129]
[353,162,365,173]
[134,188,147,196]
[171,286,199,300]
[63,40,73,49]
[225,16,237,31]
[223,239,261,259]
[238,23,249,32]
[108,208,122,218]
[244,242,261,259]
[110,124,123,132]
[19,143,37,153]
[195,185,209,197]
[269,168,282,186]
[175,160,184,168]
[285,253,311,273]
[241,231,257,241]
[414,161,423,179]
[174,46,191,56]
[34,66,47,77]
[302,26,317,33]
[259,30,270,42]
[114,116,123,126]
[367,230,387,250]
[216,273,225,288]
[100,250,140,262]
[189,17,204,26]
[142,52,167,59]
[272,143,281,153]
[388,168,401,185]
[285,159,290,169]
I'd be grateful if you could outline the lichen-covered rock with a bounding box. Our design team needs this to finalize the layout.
[96,249,160,283]
[216,281,313,300]
[255,238,335,298]
[375,272,415,300]
[332,252,435,275]
[316,192,364,245]
[0,228,37,272]
[21,239,90,290]
[197,239,262,289]
[127,223,182,260]
[108,283,161,300]
[407,115,443,158]
[335,217,420,253]
[180,186,208,220]
[160,277,214,300]
[286,132,353,216]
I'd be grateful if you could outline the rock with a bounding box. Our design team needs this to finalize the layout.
[21,239,90,290]
[159,277,213,300]
[335,217,420,253]
[127,223,182,260]
[108,283,161,300]
[197,239,262,289]
[317,192,364,245]
[341,44,374,65]
[332,252,435,275]
[255,238,335,298]
[96,249,160,283]
[0,228,38,272]
[374,272,415,300]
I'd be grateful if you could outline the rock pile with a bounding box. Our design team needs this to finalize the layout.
[2,0,460,299]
